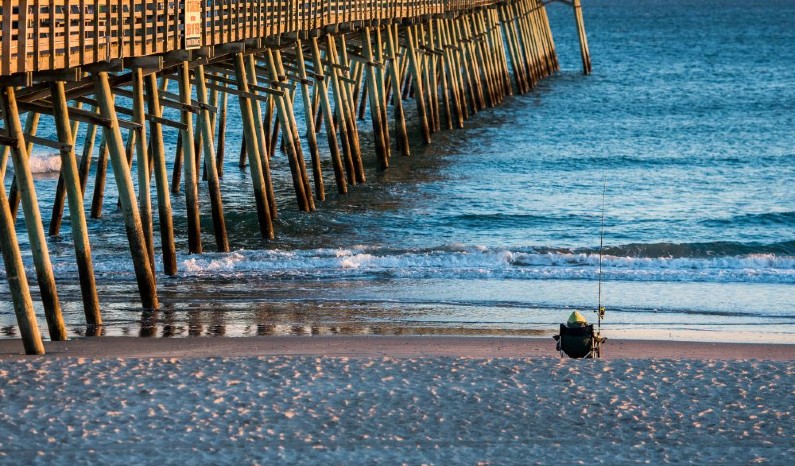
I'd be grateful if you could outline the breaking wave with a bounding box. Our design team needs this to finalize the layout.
[3,151,62,175]
[170,242,795,284]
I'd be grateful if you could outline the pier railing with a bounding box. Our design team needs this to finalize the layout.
[1,0,501,77]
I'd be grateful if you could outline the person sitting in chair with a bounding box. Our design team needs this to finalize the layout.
[553,310,605,358]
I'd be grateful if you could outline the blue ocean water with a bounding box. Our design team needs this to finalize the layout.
[1,0,793,341]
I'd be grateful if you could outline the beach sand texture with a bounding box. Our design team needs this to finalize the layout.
[0,339,793,464]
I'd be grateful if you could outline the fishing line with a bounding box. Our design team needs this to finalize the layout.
[597,178,606,335]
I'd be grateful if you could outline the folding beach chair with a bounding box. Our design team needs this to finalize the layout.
[553,323,606,359]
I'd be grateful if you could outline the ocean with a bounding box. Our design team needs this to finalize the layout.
[1,0,793,342]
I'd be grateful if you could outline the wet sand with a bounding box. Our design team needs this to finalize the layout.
[1,335,793,360]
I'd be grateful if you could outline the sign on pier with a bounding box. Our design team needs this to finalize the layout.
[185,0,203,49]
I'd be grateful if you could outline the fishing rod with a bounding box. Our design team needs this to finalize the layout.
[596,180,606,336]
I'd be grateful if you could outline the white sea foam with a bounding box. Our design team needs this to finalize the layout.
[13,151,62,174]
[156,246,795,284]
[4,244,792,284]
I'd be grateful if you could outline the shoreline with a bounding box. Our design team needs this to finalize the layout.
[1,335,793,360]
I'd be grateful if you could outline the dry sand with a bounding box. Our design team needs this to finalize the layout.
[0,337,792,464]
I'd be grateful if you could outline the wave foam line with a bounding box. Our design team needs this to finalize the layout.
[3,244,792,284]
[174,246,795,284]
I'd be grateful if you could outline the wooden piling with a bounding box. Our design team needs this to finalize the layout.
[0,86,67,341]
[295,40,326,201]
[177,62,202,254]
[540,1,561,72]
[0,145,9,180]
[0,168,44,354]
[309,36,348,194]
[233,52,275,240]
[215,88,228,177]
[334,34,365,183]
[572,0,592,75]
[385,23,411,156]
[373,26,392,154]
[48,102,83,237]
[93,72,158,310]
[324,35,358,185]
[171,132,183,194]
[131,69,156,277]
[50,105,97,235]
[143,73,178,276]
[194,64,230,252]
[362,27,390,168]
[439,18,464,129]
[50,80,102,328]
[452,16,470,119]
[90,135,109,218]
[500,3,526,94]
[274,49,316,211]
[420,22,441,133]
[458,15,485,112]
[356,62,368,121]
[263,49,312,212]
[404,25,432,144]
[8,111,40,220]
[472,11,498,107]
[244,55,279,220]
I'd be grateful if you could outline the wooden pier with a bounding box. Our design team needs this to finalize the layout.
[0,0,591,353]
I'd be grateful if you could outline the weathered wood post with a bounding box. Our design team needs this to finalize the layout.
[0,146,8,180]
[500,2,527,94]
[171,131,183,193]
[404,25,432,144]
[48,101,83,237]
[244,55,279,220]
[0,101,46,354]
[177,62,203,254]
[0,175,45,354]
[50,81,103,329]
[439,18,463,129]
[263,49,312,212]
[194,64,230,252]
[385,23,410,156]
[295,39,326,201]
[8,112,41,219]
[373,26,391,154]
[233,52,275,240]
[240,54,279,221]
[90,136,109,218]
[322,36,357,185]
[572,0,592,74]
[215,87,228,176]
[93,72,158,310]
[328,34,364,183]
[362,27,390,168]
[273,49,316,211]
[0,86,67,341]
[130,69,156,277]
[144,74,178,276]
[309,36,348,194]
[50,104,97,235]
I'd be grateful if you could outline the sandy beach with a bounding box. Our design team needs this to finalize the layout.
[0,336,793,464]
